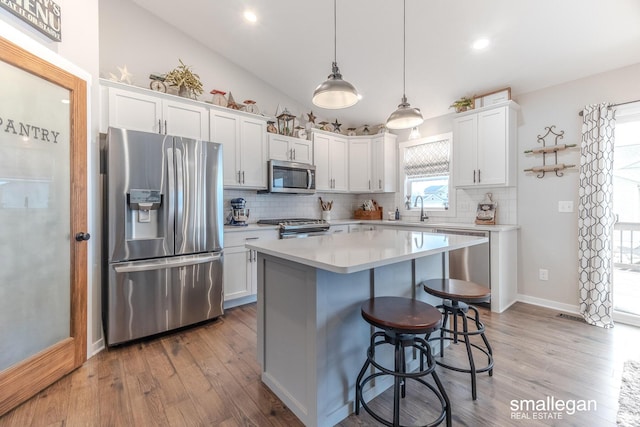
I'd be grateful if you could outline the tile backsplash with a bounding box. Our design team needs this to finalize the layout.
[224,187,517,225]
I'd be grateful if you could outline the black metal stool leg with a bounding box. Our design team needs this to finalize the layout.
[393,340,402,425]
[461,311,477,400]
[470,305,494,377]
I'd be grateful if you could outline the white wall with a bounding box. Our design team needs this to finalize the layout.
[99,0,312,122]
[0,0,102,354]
[516,62,640,311]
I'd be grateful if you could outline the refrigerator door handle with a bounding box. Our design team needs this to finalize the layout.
[167,146,176,246]
[113,253,222,273]
[175,147,184,250]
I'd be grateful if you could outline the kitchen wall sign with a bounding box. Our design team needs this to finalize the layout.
[0,0,62,42]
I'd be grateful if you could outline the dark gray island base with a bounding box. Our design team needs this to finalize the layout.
[247,229,488,427]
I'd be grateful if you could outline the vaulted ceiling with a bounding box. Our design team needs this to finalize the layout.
[130,0,640,126]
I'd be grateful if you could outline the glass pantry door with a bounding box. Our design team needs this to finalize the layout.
[0,37,88,416]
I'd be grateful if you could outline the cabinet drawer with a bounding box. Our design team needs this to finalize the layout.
[224,229,278,247]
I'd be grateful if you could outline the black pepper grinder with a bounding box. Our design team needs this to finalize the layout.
[394,207,400,220]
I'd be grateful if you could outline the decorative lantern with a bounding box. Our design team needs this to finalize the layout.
[276,108,296,136]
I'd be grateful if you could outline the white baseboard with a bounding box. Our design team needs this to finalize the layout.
[89,337,105,358]
[517,294,580,314]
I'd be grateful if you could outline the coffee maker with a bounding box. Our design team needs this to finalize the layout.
[228,198,250,226]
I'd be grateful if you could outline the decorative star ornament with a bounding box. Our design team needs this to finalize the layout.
[307,111,316,124]
[332,119,342,133]
[117,65,133,85]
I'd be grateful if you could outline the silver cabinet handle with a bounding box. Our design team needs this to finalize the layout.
[368,180,371,190]
[293,148,296,159]
[473,170,476,183]
[478,169,481,183]
[237,171,241,183]
[242,171,245,184]
[158,119,162,134]
[164,120,168,135]
[379,179,382,189]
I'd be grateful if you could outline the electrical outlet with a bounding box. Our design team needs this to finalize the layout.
[558,201,574,213]
[539,269,549,281]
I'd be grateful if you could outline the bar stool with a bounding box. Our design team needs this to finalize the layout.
[421,278,493,400]
[355,296,451,427]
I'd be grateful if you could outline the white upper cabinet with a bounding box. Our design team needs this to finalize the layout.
[372,133,397,192]
[101,80,208,140]
[348,138,372,192]
[312,129,348,192]
[267,134,313,164]
[210,108,267,189]
[348,133,397,193]
[453,101,519,187]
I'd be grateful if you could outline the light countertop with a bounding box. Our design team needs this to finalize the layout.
[224,220,519,233]
[246,228,488,274]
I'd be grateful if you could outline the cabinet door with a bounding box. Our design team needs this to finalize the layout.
[108,88,162,133]
[268,134,292,161]
[372,135,397,192]
[330,136,349,191]
[239,117,267,189]
[223,246,253,301]
[210,110,240,186]
[477,107,507,186]
[291,139,313,164]
[349,138,371,192]
[313,133,332,190]
[453,114,478,187]
[163,100,209,140]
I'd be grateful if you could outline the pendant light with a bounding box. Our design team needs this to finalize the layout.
[386,0,424,129]
[312,0,359,109]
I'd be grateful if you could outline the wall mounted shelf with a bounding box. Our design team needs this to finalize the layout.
[524,125,576,178]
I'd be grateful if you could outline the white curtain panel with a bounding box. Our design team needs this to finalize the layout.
[578,103,615,328]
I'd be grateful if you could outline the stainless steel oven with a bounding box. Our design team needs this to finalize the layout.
[267,160,316,194]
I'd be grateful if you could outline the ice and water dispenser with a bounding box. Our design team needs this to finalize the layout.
[127,189,163,239]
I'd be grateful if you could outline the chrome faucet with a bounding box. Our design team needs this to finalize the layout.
[414,196,428,222]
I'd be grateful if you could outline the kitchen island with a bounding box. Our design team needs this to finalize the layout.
[246,229,488,427]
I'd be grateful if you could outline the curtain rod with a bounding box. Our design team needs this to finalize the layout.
[578,99,640,116]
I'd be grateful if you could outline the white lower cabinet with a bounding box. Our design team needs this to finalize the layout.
[224,229,278,307]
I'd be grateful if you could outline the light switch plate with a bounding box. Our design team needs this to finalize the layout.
[558,201,574,213]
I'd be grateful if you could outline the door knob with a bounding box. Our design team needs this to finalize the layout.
[75,232,91,241]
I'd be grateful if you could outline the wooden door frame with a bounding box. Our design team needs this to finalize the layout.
[0,36,87,416]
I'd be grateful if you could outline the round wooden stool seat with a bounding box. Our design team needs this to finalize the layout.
[420,279,494,401]
[355,296,451,426]
[422,278,490,303]
[360,296,443,334]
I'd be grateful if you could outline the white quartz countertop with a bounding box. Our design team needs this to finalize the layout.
[225,220,519,233]
[246,228,488,274]
[330,219,519,232]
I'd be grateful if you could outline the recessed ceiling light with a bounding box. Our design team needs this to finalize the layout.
[472,38,490,50]
[243,10,257,23]
[61,99,70,104]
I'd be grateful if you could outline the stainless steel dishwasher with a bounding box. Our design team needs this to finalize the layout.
[433,228,491,291]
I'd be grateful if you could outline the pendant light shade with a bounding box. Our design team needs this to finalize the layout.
[386,0,423,129]
[312,0,359,109]
[387,96,424,129]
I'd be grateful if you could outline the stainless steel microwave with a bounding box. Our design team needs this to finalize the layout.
[268,160,316,194]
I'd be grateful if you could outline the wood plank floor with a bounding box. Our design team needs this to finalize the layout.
[1,302,638,426]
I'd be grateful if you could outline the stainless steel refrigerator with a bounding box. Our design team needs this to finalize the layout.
[102,127,224,345]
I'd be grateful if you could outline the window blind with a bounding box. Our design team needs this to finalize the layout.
[404,139,450,178]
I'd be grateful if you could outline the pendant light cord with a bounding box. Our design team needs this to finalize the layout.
[402,0,406,98]
[334,0,337,64]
